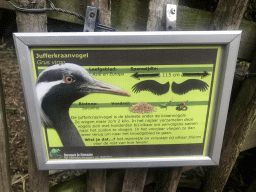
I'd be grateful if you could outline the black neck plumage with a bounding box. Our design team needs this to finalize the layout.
[41,92,85,147]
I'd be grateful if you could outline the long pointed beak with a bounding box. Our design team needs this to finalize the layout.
[87,78,130,96]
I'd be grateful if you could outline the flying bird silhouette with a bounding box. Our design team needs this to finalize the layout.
[132,80,170,95]
[36,63,130,147]
[171,79,209,95]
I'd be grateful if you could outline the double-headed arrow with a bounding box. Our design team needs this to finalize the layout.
[182,71,210,78]
[131,72,160,80]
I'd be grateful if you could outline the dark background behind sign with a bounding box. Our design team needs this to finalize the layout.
[33,47,218,67]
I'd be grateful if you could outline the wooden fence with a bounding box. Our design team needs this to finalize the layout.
[1,0,256,191]
[0,71,11,192]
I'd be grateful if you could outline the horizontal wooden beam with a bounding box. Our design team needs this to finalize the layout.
[177,6,256,61]
[47,0,86,24]
[0,1,14,10]
[112,3,256,61]
[2,1,256,61]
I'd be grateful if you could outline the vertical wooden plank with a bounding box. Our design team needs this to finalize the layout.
[208,0,249,30]
[111,0,150,31]
[154,167,183,192]
[27,127,49,192]
[146,1,183,191]
[147,0,178,31]
[16,0,47,32]
[0,72,12,192]
[87,170,106,192]
[87,0,111,27]
[201,76,256,192]
[16,0,49,191]
[0,1,14,10]
[106,169,125,192]
[122,168,148,192]
[85,1,110,191]
[201,1,251,191]
[115,1,151,187]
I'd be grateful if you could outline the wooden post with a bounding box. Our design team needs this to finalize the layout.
[147,0,183,189]
[115,1,164,190]
[201,66,256,192]
[208,0,249,30]
[0,72,11,192]
[111,0,150,31]
[16,0,47,32]
[147,0,178,31]
[122,168,148,192]
[244,71,256,192]
[15,0,49,191]
[154,167,183,192]
[85,1,110,191]
[147,1,183,191]
[201,0,251,191]
[86,170,106,192]
[87,0,111,29]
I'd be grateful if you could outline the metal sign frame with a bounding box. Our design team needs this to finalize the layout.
[13,31,241,170]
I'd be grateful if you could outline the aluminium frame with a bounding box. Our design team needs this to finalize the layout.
[13,31,241,170]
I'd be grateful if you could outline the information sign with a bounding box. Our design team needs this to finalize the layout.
[13,31,241,169]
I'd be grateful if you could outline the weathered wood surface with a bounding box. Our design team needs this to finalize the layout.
[236,55,256,192]
[16,0,49,192]
[202,73,256,192]
[147,0,178,31]
[87,0,111,28]
[106,170,125,192]
[122,168,148,192]
[27,130,49,192]
[48,0,111,26]
[16,0,48,32]
[176,6,256,61]
[201,1,254,191]
[48,0,86,24]
[85,1,110,191]
[0,72,11,192]
[154,167,183,192]
[4,0,256,61]
[208,0,249,30]
[8,0,256,191]
[0,1,14,10]
[146,1,183,191]
[241,122,256,151]
[86,169,106,192]
[112,3,256,61]
[112,0,149,31]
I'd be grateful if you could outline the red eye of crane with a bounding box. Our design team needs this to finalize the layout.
[65,76,75,84]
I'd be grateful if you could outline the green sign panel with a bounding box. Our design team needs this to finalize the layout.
[31,46,220,160]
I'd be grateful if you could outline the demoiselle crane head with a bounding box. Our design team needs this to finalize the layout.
[35,63,130,127]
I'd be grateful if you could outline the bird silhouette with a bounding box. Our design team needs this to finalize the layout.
[171,79,209,95]
[36,63,130,147]
[132,80,170,95]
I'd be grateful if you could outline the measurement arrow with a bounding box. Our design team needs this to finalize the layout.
[182,71,210,78]
[131,72,160,80]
